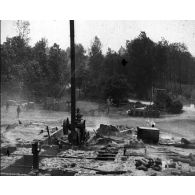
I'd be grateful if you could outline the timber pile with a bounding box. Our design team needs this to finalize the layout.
[95,144,119,161]
[125,139,145,149]
[159,138,195,149]
[96,124,119,136]
[88,131,119,146]
[171,153,195,167]
[96,150,117,161]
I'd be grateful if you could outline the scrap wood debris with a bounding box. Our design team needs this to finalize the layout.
[171,153,195,166]
[96,124,119,136]
[2,117,195,176]
[80,166,128,175]
[135,157,162,171]
[159,137,195,149]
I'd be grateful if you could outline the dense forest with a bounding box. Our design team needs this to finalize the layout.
[1,21,195,103]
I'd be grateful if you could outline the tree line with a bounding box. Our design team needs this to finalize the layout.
[1,22,195,103]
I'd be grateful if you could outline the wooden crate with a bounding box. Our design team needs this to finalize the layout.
[137,126,160,144]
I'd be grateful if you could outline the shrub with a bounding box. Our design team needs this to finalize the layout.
[168,100,183,114]
[154,91,172,110]
[104,74,129,106]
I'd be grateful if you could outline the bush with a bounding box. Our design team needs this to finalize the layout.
[168,100,183,114]
[154,91,183,113]
[154,91,172,110]
[104,74,129,106]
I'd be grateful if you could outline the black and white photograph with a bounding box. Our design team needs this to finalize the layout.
[1,19,195,177]
[1,6,195,194]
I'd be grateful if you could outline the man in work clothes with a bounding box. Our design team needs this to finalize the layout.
[32,142,41,170]
[17,105,21,118]
[6,101,9,112]
[107,97,111,114]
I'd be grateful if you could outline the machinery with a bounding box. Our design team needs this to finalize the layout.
[63,109,90,145]
[63,20,89,146]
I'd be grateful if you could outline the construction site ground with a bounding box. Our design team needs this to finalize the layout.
[1,100,195,176]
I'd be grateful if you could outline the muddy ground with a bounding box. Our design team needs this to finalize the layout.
[1,101,195,176]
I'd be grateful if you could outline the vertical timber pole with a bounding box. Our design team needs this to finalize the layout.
[70,20,75,132]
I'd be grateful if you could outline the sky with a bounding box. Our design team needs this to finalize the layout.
[1,20,195,56]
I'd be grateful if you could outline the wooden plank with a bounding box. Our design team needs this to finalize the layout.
[95,157,115,161]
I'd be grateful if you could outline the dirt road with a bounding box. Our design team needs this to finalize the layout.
[1,102,195,146]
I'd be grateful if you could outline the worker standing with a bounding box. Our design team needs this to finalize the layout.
[58,140,62,151]
[63,119,67,135]
[17,105,21,118]
[107,97,111,114]
[46,126,51,144]
[6,101,9,112]
[32,142,41,170]
[123,147,126,156]
[151,120,155,127]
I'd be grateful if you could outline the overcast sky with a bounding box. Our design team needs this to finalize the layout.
[1,20,195,56]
